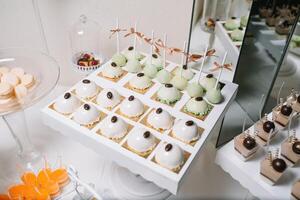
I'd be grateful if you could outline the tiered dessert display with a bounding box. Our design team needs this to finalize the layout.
[42,23,238,195]
[216,89,300,199]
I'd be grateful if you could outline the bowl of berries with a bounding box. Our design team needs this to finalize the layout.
[72,51,102,73]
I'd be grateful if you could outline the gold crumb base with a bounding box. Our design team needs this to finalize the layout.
[92,96,124,111]
[97,124,132,143]
[124,81,154,95]
[140,109,173,133]
[98,71,127,82]
[180,106,211,121]
[123,141,158,158]
[115,105,148,122]
[169,131,201,146]
[151,92,179,107]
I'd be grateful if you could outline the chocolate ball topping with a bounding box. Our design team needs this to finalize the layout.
[128,46,134,51]
[206,74,213,78]
[111,116,118,123]
[152,54,158,58]
[195,96,203,101]
[165,83,173,88]
[243,136,256,150]
[292,141,300,154]
[137,73,144,77]
[182,64,188,70]
[82,79,91,84]
[281,105,293,116]
[238,27,243,31]
[165,143,173,152]
[263,121,275,133]
[128,95,135,101]
[185,120,194,126]
[156,107,163,114]
[83,104,90,110]
[111,62,117,67]
[297,95,300,103]
[143,131,150,138]
[231,16,236,19]
[272,158,287,173]
[64,92,71,99]
[106,92,113,99]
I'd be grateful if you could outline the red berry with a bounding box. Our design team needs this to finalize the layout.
[82,53,90,59]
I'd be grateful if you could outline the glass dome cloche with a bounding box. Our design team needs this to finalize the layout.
[69,14,104,74]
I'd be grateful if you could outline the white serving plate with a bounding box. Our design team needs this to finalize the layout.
[42,52,238,194]
[216,112,300,199]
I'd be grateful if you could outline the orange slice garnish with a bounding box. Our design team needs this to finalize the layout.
[37,169,60,197]
[0,194,10,200]
[8,184,26,199]
[21,171,37,186]
[50,168,69,186]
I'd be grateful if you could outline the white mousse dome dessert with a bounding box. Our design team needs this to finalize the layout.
[75,79,99,99]
[100,115,128,140]
[170,75,188,91]
[53,92,81,115]
[102,62,124,79]
[186,82,204,97]
[96,88,121,109]
[147,107,174,131]
[73,103,100,127]
[129,73,152,91]
[157,83,181,105]
[200,74,219,91]
[120,95,144,118]
[172,119,199,144]
[127,128,157,156]
[155,143,184,172]
[123,59,142,73]
[112,53,127,67]
[124,46,144,61]
[173,65,195,81]
[156,69,171,84]
[185,96,211,117]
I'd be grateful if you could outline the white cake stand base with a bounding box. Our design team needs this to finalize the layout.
[97,161,171,200]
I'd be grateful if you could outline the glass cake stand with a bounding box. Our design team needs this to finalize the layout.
[0,47,60,167]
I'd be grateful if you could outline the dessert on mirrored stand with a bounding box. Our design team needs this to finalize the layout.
[260,148,287,185]
[291,180,300,200]
[74,79,100,100]
[281,129,300,166]
[95,88,122,110]
[154,143,186,173]
[234,129,259,161]
[171,119,201,145]
[255,114,277,146]
[124,128,158,158]
[272,98,293,127]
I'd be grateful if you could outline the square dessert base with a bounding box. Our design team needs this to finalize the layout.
[169,126,204,146]
[124,81,154,95]
[92,96,124,111]
[281,139,300,166]
[260,159,284,186]
[292,102,300,113]
[122,137,160,158]
[234,134,259,161]
[98,71,127,82]
[234,149,255,162]
[115,105,149,122]
[255,121,276,146]
[140,109,174,133]
[97,124,133,144]
[274,113,290,127]
[260,173,276,186]
[72,87,102,102]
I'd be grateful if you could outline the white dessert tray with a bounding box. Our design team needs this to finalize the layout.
[215,113,300,199]
[42,52,238,194]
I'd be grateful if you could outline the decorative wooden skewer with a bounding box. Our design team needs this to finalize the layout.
[198,44,209,83]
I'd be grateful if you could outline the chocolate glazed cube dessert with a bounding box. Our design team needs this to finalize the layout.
[291,180,300,200]
[234,130,259,161]
[272,98,293,127]
[281,130,300,166]
[255,114,277,146]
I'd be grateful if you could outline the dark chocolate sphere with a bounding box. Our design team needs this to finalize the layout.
[243,137,256,150]
[263,121,275,133]
[292,141,300,154]
[272,158,287,173]
[281,105,292,116]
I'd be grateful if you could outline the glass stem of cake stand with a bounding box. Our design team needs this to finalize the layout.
[2,109,41,166]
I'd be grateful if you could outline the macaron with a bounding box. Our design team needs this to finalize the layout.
[0,67,10,74]
[1,72,20,86]
[11,67,25,78]
[0,82,13,100]
[21,74,35,88]
[14,84,28,100]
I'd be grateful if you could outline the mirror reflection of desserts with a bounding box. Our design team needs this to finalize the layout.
[146,107,174,132]
[128,72,153,93]
[96,88,122,110]
[260,148,287,185]
[156,83,181,105]
[0,67,36,106]
[255,114,277,146]
[184,97,212,119]
[291,180,300,200]
[99,115,129,142]
[119,95,145,120]
[73,103,101,128]
[171,119,200,145]
[154,143,185,173]
[75,79,99,100]
[126,128,158,157]
[101,61,125,80]
[53,92,81,115]
[281,130,300,166]
[234,130,259,161]
[272,98,293,127]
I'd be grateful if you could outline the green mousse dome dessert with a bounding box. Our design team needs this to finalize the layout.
[173,65,195,81]
[156,69,172,84]
[206,88,223,104]
[124,46,144,61]
[123,59,142,73]
[240,15,248,27]
[145,54,163,71]
[170,75,188,91]
[186,82,204,97]
[185,96,211,116]
[224,19,239,31]
[200,74,219,91]
[231,29,244,41]
[112,53,127,67]
[143,63,159,79]
[157,83,181,105]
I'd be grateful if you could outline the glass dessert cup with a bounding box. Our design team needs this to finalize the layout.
[0,47,60,167]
